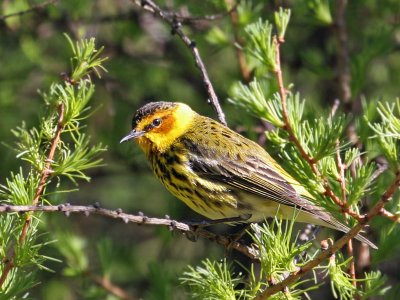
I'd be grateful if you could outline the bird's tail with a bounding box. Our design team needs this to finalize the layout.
[324,218,377,249]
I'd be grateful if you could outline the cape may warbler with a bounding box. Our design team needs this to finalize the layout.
[121,102,376,248]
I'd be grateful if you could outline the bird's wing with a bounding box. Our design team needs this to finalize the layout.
[181,134,319,213]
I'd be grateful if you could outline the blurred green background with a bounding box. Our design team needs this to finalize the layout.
[1,0,400,299]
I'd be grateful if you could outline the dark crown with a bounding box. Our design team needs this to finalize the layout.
[132,102,176,129]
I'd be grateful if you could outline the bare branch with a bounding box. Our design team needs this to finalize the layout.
[0,0,57,21]
[132,0,227,125]
[168,3,239,25]
[0,204,259,260]
[87,271,137,300]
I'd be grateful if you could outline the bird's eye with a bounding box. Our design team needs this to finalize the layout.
[152,118,162,127]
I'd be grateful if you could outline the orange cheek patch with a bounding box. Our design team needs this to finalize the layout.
[153,115,175,135]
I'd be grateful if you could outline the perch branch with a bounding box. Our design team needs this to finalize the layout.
[0,204,259,260]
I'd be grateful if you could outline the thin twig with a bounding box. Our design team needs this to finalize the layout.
[0,204,259,260]
[379,208,400,222]
[336,140,347,205]
[330,99,341,118]
[335,0,352,106]
[347,239,357,289]
[133,0,227,125]
[371,171,400,219]
[88,271,136,300]
[168,4,239,24]
[255,171,400,299]
[0,104,65,289]
[335,141,357,288]
[0,0,57,21]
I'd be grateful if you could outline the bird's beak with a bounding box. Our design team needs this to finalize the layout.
[120,129,146,143]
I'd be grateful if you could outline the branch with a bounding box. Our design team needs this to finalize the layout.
[379,208,400,222]
[87,271,137,300]
[256,171,400,299]
[0,0,57,21]
[0,104,65,289]
[273,37,363,221]
[132,0,227,125]
[335,140,357,286]
[0,204,259,260]
[273,37,316,169]
[169,4,238,25]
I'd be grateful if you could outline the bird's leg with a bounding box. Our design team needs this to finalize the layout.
[294,224,320,264]
[228,223,252,244]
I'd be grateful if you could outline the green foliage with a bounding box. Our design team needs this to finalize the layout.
[181,218,318,300]
[274,8,291,41]
[326,254,357,299]
[306,0,333,25]
[250,219,310,282]
[54,134,105,184]
[181,258,241,300]
[345,162,376,206]
[296,114,346,161]
[65,34,108,81]
[56,231,89,276]
[229,79,283,127]
[245,18,277,71]
[360,271,390,299]
[182,219,390,299]
[369,99,400,170]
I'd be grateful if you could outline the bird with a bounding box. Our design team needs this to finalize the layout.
[120,101,376,249]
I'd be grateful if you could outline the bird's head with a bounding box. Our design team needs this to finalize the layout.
[120,102,195,153]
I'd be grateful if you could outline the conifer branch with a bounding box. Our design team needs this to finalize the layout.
[273,37,364,222]
[273,37,317,169]
[335,141,357,288]
[0,204,259,260]
[0,104,65,289]
[87,271,137,300]
[19,103,65,243]
[256,172,400,299]
[133,0,227,125]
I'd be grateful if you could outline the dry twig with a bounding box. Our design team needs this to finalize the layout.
[0,204,259,260]
[0,0,57,21]
[132,0,227,125]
